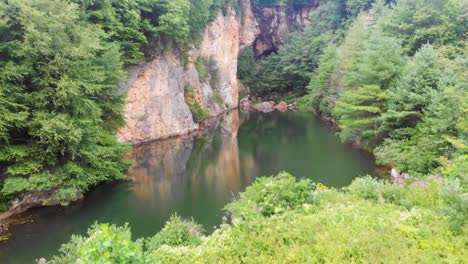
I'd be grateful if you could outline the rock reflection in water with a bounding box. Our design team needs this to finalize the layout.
[128,110,248,211]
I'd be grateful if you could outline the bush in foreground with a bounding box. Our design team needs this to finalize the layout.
[51,172,467,263]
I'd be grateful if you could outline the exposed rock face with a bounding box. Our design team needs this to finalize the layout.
[118,0,317,144]
[118,1,259,144]
[118,52,198,143]
[253,1,319,58]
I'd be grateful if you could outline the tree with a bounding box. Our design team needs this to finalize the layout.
[334,85,389,147]
[378,0,467,55]
[376,86,467,175]
[383,44,443,131]
[154,0,191,44]
[308,45,338,115]
[344,29,406,91]
[0,0,130,203]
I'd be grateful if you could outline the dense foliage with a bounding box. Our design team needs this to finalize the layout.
[238,0,391,97]
[309,0,467,178]
[0,0,131,206]
[0,0,239,208]
[239,0,467,178]
[51,172,467,263]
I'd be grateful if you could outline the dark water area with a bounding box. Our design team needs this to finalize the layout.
[0,110,379,263]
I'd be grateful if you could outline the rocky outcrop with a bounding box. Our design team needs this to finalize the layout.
[118,1,259,144]
[117,0,318,144]
[274,101,288,112]
[117,52,198,144]
[254,101,275,113]
[252,1,319,58]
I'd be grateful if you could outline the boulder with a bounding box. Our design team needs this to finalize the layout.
[288,102,298,111]
[274,101,288,112]
[239,96,252,111]
[254,101,275,113]
[390,168,410,185]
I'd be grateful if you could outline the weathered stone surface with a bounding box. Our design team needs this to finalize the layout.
[117,52,198,144]
[118,2,259,144]
[239,96,252,111]
[274,101,288,112]
[253,0,319,58]
[117,0,318,144]
[254,101,275,113]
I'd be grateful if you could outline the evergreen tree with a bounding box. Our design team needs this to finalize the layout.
[334,85,389,147]
[378,0,467,55]
[0,0,130,203]
[308,45,338,115]
[376,86,467,175]
[383,44,443,131]
[344,30,406,91]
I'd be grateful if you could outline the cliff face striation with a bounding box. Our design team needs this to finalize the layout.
[253,1,319,58]
[118,0,317,144]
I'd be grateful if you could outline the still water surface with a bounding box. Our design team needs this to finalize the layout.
[0,110,378,263]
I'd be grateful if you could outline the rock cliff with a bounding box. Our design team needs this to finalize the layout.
[253,1,319,58]
[118,0,317,144]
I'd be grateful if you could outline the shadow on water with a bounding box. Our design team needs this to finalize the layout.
[0,110,378,263]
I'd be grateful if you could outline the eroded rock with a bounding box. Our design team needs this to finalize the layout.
[254,101,275,113]
[274,101,288,112]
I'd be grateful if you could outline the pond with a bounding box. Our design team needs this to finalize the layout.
[0,110,379,263]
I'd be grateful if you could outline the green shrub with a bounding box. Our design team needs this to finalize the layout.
[50,223,147,264]
[53,188,79,206]
[184,84,210,123]
[225,172,315,217]
[147,214,204,250]
[195,56,208,81]
[347,176,444,208]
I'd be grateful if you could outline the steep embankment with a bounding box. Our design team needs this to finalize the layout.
[117,2,257,144]
[253,1,318,58]
[118,0,318,144]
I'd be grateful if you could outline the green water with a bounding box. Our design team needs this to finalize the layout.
[0,110,378,263]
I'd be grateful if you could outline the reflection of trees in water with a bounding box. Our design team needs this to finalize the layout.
[128,111,254,211]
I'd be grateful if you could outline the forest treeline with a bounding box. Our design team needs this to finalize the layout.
[239,0,467,179]
[0,0,240,209]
